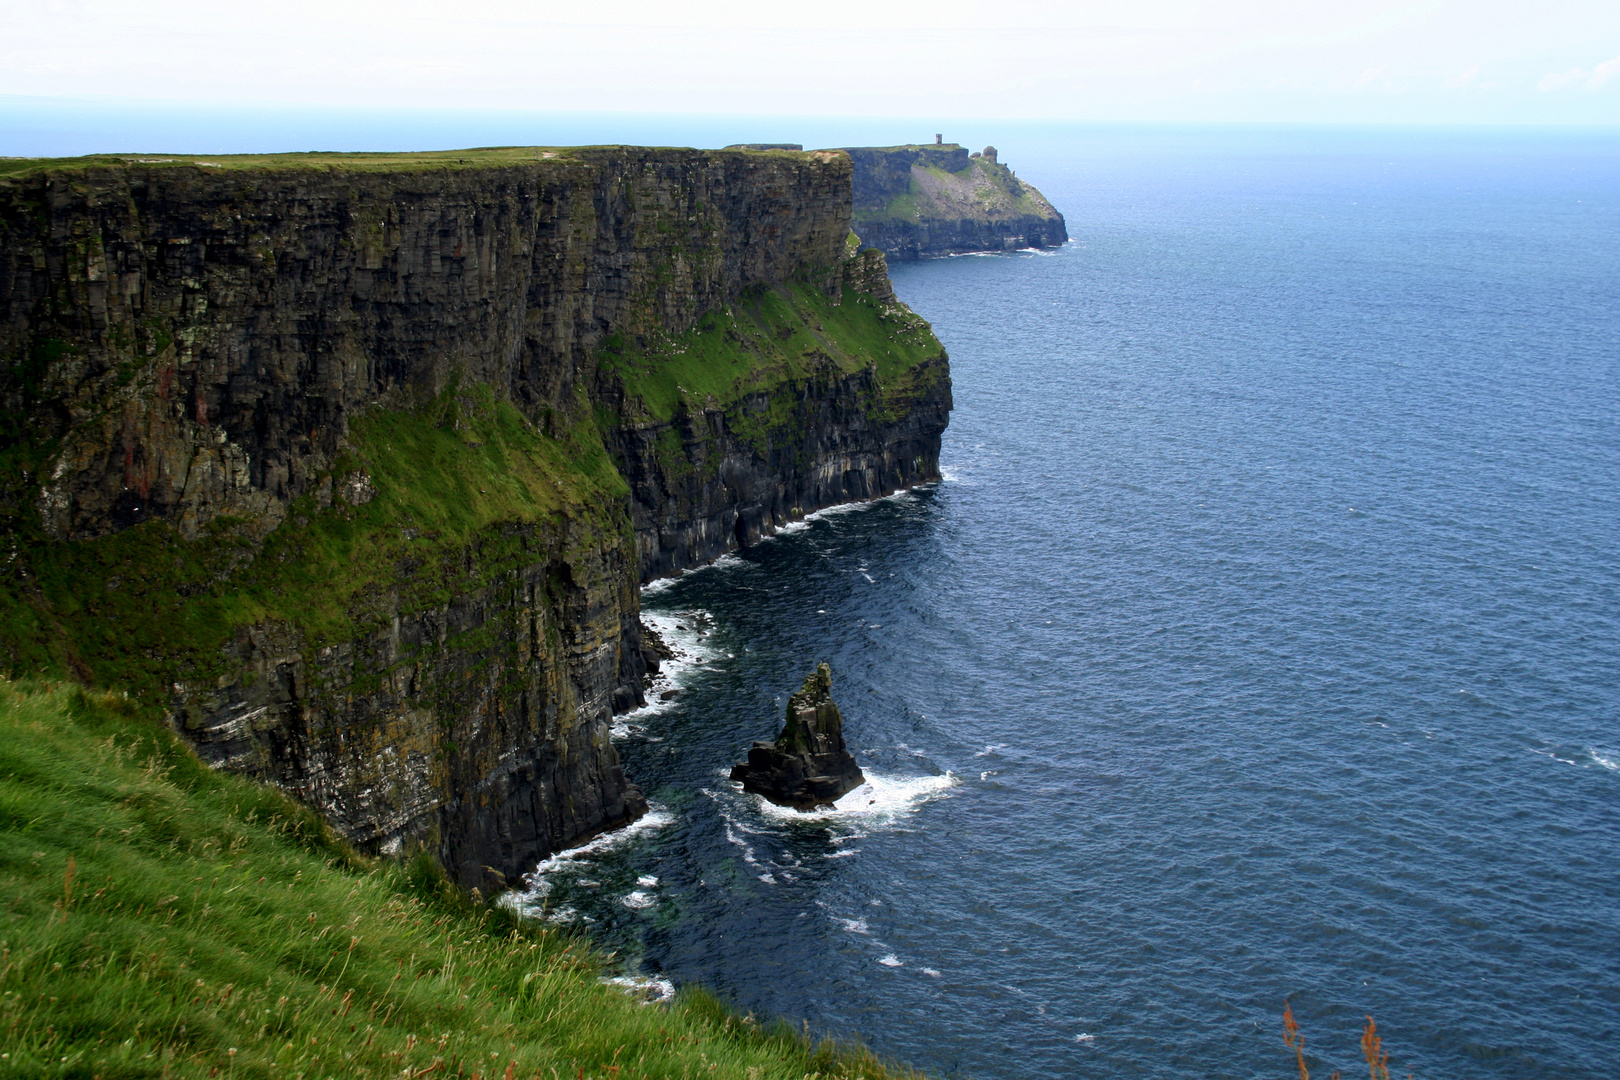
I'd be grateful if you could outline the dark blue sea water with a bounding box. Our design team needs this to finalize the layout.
[517,130,1620,1079]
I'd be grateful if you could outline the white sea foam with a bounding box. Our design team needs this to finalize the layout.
[640,574,681,597]
[836,918,870,935]
[720,817,762,867]
[922,967,942,978]
[611,610,719,737]
[515,805,674,906]
[1532,746,1584,768]
[637,874,659,887]
[751,770,958,824]
[1075,1033,1097,1044]
[621,890,656,910]
[634,488,930,591]
[877,954,903,967]
[1589,748,1620,773]
[602,975,675,1004]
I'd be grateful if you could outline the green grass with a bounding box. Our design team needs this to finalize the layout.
[0,147,821,179]
[0,385,629,703]
[596,280,944,435]
[0,678,919,1080]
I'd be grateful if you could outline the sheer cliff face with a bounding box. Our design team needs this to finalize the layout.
[2,149,851,542]
[0,148,950,886]
[842,144,1067,260]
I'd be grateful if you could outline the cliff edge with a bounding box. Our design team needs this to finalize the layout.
[842,142,1067,260]
[0,145,950,888]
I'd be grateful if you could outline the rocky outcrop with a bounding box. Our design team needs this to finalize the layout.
[730,663,864,809]
[840,143,1067,260]
[0,146,949,887]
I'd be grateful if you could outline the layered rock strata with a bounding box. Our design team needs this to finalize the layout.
[841,143,1067,259]
[731,663,865,810]
[0,146,950,887]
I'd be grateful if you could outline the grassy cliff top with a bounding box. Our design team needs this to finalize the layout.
[0,677,915,1079]
[0,145,833,178]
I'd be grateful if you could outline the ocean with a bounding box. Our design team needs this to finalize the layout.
[504,127,1620,1079]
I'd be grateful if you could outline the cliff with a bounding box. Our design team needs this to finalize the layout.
[842,143,1067,259]
[0,145,950,888]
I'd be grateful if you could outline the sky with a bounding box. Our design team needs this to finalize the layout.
[2,0,1619,133]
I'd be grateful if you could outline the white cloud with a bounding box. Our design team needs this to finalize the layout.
[1442,65,1480,89]
[1539,54,1620,91]
[1538,66,1587,91]
[1588,55,1620,88]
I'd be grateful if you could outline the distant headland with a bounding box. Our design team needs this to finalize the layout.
[841,137,1068,259]
[725,137,1068,260]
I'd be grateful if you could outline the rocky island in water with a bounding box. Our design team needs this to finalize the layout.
[731,663,866,810]
[844,138,1068,259]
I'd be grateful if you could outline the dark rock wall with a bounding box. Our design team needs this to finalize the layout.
[856,213,1069,261]
[0,148,949,886]
[613,358,950,581]
[0,149,850,542]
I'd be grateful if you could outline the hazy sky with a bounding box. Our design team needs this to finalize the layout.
[5,0,1619,124]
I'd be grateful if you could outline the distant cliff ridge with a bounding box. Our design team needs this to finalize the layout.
[841,142,1067,260]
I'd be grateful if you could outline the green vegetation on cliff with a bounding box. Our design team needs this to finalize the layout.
[0,145,820,179]
[0,678,912,1079]
[597,276,943,444]
[0,385,628,704]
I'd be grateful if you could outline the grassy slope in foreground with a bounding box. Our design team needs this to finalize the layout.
[0,679,915,1080]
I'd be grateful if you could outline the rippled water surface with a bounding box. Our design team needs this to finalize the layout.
[517,130,1620,1079]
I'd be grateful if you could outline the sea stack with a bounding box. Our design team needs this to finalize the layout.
[731,664,866,810]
